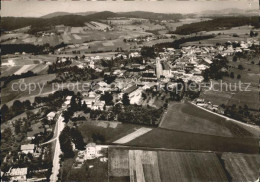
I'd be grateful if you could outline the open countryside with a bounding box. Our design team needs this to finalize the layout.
[1,1,260,181]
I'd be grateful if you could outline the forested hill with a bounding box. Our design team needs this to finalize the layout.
[174,16,260,35]
[2,11,184,33]
[1,11,119,32]
[119,11,183,21]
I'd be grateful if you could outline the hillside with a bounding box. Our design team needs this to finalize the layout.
[174,16,260,35]
[2,11,183,33]
[2,11,119,33]
[120,11,183,20]
[199,8,258,17]
[41,12,72,19]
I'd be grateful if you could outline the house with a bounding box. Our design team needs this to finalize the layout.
[9,168,28,182]
[21,144,35,154]
[92,101,106,110]
[85,143,97,160]
[27,129,44,140]
[47,112,56,120]
[89,60,95,69]
[129,52,141,58]
[66,96,72,101]
[129,88,143,105]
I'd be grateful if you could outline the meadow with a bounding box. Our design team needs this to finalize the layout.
[1,74,56,104]
[77,120,141,144]
[200,54,260,111]
[159,102,256,137]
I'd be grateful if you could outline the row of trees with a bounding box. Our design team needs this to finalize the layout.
[203,54,229,81]
[2,42,67,55]
[154,35,215,50]
[0,71,37,88]
[222,104,260,125]
[59,126,85,158]
[89,103,163,126]
[1,89,74,123]
[1,100,32,123]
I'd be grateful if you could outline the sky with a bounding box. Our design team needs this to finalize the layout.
[1,0,259,17]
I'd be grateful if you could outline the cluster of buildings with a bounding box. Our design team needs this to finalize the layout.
[73,143,108,168]
[195,98,224,114]
[155,38,259,84]
[2,144,49,181]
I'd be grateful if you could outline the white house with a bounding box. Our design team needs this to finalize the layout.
[85,143,97,160]
[92,101,106,110]
[129,88,143,105]
[66,96,72,101]
[47,112,56,120]
[9,168,28,182]
[21,144,35,154]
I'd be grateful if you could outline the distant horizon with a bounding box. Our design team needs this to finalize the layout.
[2,0,258,17]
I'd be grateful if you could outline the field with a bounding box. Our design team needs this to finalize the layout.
[117,22,165,32]
[205,26,255,36]
[2,27,153,47]
[1,55,56,77]
[221,153,260,182]
[200,54,260,111]
[127,128,259,154]
[77,120,142,144]
[159,102,257,137]
[1,74,56,104]
[108,148,230,182]
[180,26,253,47]
[64,39,137,54]
[113,127,152,144]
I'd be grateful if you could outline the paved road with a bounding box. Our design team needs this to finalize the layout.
[40,108,66,182]
[50,114,65,181]
[49,113,65,182]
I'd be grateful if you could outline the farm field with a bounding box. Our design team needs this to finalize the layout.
[159,102,257,137]
[77,120,142,144]
[113,127,152,144]
[1,74,56,104]
[1,55,57,77]
[127,128,259,154]
[221,153,260,182]
[65,39,137,53]
[108,147,237,182]
[117,22,165,32]
[205,25,255,36]
[2,28,153,47]
[181,33,249,47]
[142,38,175,47]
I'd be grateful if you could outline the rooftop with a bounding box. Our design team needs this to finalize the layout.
[123,85,138,94]
[10,168,28,176]
[21,144,35,151]
[47,112,56,118]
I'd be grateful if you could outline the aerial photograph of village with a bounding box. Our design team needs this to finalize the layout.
[1,0,260,181]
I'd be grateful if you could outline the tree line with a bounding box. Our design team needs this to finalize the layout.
[174,16,260,35]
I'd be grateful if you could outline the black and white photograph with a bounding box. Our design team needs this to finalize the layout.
[1,0,260,181]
